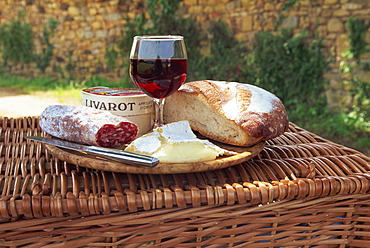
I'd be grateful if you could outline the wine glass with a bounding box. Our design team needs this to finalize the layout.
[129,35,187,127]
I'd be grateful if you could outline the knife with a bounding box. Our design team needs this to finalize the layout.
[25,136,159,167]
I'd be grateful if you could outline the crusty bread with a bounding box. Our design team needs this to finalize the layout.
[163,80,289,147]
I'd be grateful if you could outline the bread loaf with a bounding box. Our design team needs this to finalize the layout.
[163,80,289,146]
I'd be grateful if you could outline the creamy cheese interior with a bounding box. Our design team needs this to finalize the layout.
[125,121,236,163]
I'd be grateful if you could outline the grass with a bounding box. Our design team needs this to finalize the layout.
[0,74,369,156]
[0,75,137,104]
[291,108,370,156]
[0,75,135,94]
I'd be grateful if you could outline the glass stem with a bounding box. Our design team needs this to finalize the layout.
[154,98,165,127]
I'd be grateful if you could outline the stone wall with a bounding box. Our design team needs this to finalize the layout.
[0,0,145,79]
[181,0,370,110]
[0,0,369,109]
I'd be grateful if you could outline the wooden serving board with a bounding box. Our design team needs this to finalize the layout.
[46,141,265,174]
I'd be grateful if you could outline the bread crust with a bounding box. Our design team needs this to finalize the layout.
[164,80,289,146]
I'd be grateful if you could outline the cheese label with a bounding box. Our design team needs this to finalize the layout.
[81,86,154,136]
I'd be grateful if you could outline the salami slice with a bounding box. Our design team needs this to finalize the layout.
[39,105,139,147]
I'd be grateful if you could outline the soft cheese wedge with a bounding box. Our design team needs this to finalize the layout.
[125,121,236,163]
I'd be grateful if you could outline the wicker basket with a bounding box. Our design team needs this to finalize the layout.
[1,116,370,247]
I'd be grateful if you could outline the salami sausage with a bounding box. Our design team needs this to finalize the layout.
[39,105,139,147]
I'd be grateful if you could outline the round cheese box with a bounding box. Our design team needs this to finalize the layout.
[82,87,154,136]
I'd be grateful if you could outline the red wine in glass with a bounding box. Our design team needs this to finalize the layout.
[129,35,187,127]
[130,58,187,99]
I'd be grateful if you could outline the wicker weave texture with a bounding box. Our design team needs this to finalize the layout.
[0,116,370,247]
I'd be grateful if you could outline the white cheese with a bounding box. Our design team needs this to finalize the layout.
[125,121,236,163]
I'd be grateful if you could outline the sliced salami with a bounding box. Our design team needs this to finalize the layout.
[39,105,139,147]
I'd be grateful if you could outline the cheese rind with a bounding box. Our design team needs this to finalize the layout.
[125,121,236,163]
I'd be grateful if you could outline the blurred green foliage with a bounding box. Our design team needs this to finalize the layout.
[34,18,58,73]
[0,11,34,66]
[0,11,57,74]
[246,29,330,114]
[346,16,370,63]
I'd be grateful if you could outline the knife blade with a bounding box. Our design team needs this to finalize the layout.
[25,136,159,167]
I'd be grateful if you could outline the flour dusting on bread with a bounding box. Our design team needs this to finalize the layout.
[206,80,278,117]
